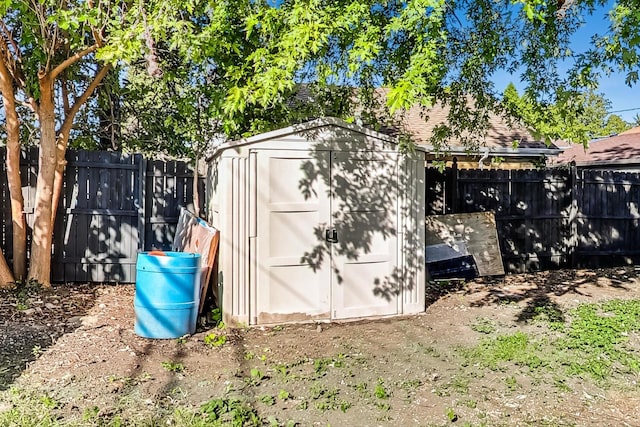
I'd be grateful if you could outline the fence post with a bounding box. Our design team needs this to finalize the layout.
[568,162,578,268]
[137,154,147,253]
[445,157,459,214]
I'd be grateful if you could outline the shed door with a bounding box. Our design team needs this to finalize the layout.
[255,151,332,323]
[330,151,399,319]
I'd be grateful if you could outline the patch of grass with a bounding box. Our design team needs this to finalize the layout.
[412,342,441,358]
[462,299,640,388]
[307,383,350,412]
[200,397,262,426]
[553,377,572,392]
[0,388,59,427]
[559,300,640,381]
[461,331,545,371]
[530,304,565,330]
[471,317,497,334]
[161,361,185,373]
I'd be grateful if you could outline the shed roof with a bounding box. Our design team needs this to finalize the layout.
[206,117,427,161]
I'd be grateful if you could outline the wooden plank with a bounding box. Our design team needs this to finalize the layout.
[172,207,220,314]
[425,211,505,276]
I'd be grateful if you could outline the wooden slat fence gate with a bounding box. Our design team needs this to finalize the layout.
[0,148,204,283]
[427,162,640,273]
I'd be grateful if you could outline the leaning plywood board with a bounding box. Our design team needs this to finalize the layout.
[425,212,505,276]
[173,207,220,314]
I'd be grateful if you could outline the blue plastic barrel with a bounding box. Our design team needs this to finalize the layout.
[134,251,201,339]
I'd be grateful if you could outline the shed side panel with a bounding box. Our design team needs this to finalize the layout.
[402,155,426,314]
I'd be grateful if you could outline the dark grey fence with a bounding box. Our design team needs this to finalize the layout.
[1,148,204,283]
[426,163,640,272]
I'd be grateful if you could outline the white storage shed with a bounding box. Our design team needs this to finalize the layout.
[206,118,426,326]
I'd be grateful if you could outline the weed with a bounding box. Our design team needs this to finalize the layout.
[553,377,572,392]
[251,368,264,380]
[307,384,349,412]
[274,363,289,377]
[259,394,276,406]
[244,351,255,360]
[374,379,389,399]
[211,308,224,328]
[39,395,58,410]
[13,279,41,305]
[471,317,497,334]
[505,376,519,391]
[375,402,391,411]
[245,368,267,386]
[413,342,441,358]
[200,397,262,426]
[464,399,477,409]
[446,407,458,422]
[82,405,101,421]
[16,302,28,311]
[313,358,331,377]
[278,389,291,401]
[161,361,185,373]
[451,375,470,394]
[204,333,227,347]
[354,382,368,396]
[31,345,43,357]
[176,335,188,345]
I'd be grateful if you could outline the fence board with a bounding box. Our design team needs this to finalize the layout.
[0,148,204,283]
[426,163,640,272]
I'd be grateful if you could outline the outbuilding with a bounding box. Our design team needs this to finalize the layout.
[206,118,426,326]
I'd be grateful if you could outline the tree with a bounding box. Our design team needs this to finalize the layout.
[0,1,125,286]
[602,115,630,136]
[501,83,627,143]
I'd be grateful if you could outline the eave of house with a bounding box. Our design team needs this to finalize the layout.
[421,145,561,158]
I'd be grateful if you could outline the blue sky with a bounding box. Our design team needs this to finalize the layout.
[492,1,639,122]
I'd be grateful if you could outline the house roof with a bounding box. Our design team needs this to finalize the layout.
[554,127,640,166]
[395,101,558,151]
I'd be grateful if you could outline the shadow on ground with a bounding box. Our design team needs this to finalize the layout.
[0,283,97,391]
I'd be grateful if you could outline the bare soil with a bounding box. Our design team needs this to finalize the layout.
[2,267,640,426]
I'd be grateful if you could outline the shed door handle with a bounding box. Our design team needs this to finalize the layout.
[325,228,338,243]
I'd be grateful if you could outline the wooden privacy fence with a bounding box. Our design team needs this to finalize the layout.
[426,163,640,272]
[0,148,204,283]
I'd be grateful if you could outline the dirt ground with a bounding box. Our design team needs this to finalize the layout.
[2,267,640,426]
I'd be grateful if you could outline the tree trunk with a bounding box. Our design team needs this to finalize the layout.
[0,250,14,287]
[0,59,27,280]
[193,156,200,217]
[28,76,57,287]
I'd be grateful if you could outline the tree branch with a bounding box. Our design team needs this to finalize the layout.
[57,62,111,143]
[49,44,99,81]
